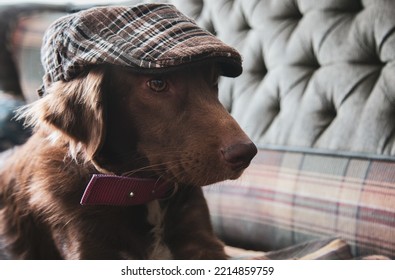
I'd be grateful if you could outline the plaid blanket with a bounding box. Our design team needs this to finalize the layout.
[206,149,395,259]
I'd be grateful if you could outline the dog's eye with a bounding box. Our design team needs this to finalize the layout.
[147,79,168,92]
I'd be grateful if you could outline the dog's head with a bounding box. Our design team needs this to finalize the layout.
[22,62,256,186]
[22,4,257,187]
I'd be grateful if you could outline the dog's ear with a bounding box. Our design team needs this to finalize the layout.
[20,67,107,166]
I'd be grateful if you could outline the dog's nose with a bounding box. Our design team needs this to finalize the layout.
[221,142,257,170]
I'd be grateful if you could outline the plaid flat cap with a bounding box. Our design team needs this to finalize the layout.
[38,3,242,96]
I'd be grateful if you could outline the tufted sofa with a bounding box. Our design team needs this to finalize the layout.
[1,0,395,259]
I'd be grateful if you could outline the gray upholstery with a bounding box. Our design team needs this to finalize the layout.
[168,0,395,157]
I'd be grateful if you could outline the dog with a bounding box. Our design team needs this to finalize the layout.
[0,5,257,259]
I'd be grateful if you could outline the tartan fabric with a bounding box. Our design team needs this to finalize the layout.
[39,3,242,96]
[205,149,395,259]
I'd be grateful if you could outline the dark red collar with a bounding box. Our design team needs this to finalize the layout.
[80,174,174,206]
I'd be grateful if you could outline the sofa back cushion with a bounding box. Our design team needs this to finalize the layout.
[180,0,395,156]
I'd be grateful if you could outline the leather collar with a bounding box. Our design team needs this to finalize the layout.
[80,174,174,206]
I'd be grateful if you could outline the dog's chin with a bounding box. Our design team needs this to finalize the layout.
[131,152,250,186]
[227,169,246,181]
[152,166,247,187]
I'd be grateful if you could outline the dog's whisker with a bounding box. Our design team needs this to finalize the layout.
[121,162,176,177]
[122,156,201,177]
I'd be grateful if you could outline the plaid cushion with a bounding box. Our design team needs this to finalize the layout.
[205,149,395,259]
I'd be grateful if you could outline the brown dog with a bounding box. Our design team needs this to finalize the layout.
[0,62,256,259]
[0,4,257,259]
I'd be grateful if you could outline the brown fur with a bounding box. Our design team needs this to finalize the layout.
[0,63,256,259]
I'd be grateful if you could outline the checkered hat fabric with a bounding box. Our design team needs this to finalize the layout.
[38,3,242,96]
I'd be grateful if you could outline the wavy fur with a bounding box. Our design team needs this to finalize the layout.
[0,64,256,259]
